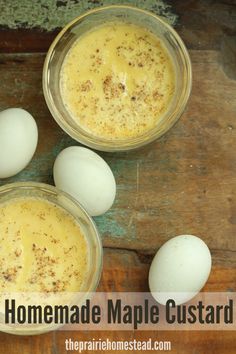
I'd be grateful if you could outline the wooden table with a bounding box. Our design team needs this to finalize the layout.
[0,0,236,352]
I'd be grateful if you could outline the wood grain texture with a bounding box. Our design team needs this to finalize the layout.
[1,330,235,354]
[0,50,236,254]
[171,0,236,50]
[1,0,236,53]
[0,1,236,353]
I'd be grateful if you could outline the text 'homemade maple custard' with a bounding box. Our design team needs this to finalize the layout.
[60,22,176,140]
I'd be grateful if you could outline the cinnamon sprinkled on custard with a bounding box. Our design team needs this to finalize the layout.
[60,22,175,139]
[0,198,88,292]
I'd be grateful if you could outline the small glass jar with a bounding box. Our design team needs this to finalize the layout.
[43,5,192,151]
[0,182,103,335]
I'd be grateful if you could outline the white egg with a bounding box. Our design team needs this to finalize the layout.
[53,146,116,216]
[149,235,212,305]
[0,108,38,179]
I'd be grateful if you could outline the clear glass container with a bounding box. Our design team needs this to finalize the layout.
[43,5,192,151]
[0,182,103,335]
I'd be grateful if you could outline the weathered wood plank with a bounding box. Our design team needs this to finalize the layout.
[99,248,236,292]
[171,0,236,50]
[0,0,236,53]
[2,329,235,354]
[0,1,236,353]
[0,30,57,53]
[0,51,235,255]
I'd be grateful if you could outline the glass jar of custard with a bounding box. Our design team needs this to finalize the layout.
[0,182,102,335]
[43,6,192,151]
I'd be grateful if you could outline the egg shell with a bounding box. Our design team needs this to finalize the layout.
[53,146,116,216]
[149,235,212,305]
[0,108,38,178]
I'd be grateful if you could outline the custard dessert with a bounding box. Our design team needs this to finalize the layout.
[60,22,175,140]
[0,197,88,293]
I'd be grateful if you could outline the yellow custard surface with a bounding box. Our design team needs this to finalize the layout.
[0,198,88,293]
[60,22,176,140]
